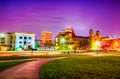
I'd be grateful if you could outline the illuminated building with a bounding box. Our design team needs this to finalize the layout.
[55,27,89,50]
[0,33,11,51]
[41,31,52,43]
[41,31,52,49]
[89,29,101,50]
[0,32,35,51]
[101,36,120,50]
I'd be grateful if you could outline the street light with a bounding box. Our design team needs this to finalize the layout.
[60,37,66,43]
[95,41,100,56]
[60,37,66,50]
[30,41,34,55]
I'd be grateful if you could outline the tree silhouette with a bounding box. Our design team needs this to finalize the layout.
[34,41,39,49]
[80,39,90,49]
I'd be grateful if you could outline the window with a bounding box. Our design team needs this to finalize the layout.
[28,42,31,44]
[24,37,27,39]
[19,37,22,39]
[66,38,69,40]
[28,45,32,49]
[29,37,31,39]
[24,41,26,44]
[19,41,22,44]
[1,38,5,40]
[19,45,22,48]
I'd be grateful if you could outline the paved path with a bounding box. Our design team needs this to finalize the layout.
[0,58,55,79]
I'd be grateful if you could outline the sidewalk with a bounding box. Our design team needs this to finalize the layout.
[0,58,55,79]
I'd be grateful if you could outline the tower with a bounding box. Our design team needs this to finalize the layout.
[96,30,100,41]
[89,29,94,41]
[89,29,94,49]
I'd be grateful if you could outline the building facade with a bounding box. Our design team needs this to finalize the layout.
[41,31,52,42]
[0,32,35,51]
[0,33,11,50]
[89,29,101,50]
[101,36,120,50]
[55,27,89,50]
[41,31,53,49]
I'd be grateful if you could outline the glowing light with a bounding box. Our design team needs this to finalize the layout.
[94,41,101,50]
[69,45,73,50]
[91,42,94,50]
[60,37,65,43]
[0,33,5,38]
[55,46,59,50]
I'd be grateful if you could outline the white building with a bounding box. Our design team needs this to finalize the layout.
[0,33,11,50]
[0,32,35,51]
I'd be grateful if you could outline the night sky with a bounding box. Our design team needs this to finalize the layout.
[0,0,120,40]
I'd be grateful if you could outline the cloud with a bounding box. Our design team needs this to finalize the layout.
[43,16,64,20]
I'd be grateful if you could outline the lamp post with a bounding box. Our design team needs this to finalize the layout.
[95,41,100,56]
[60,37,66,50]
[30,41,34,55]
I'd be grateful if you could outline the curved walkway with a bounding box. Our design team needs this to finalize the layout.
[0,58,55,79]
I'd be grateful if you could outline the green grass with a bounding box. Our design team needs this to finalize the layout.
[40,56,120,79]
[0,60,31,71]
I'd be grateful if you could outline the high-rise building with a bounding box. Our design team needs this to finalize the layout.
[41,31,52,43]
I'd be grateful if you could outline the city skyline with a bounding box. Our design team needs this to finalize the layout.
[0,0,120,40]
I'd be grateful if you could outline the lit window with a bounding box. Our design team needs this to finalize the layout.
[56,38,58,42]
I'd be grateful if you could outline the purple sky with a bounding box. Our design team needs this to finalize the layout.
[0,0,120,40]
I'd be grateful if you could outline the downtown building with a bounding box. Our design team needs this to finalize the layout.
[89,29,101,50]
[55,27,101,50]
[101,36,120,50]
[40,31,53,50]
[55,27,89,50]
[0,33,11,51]
[0,32,35,51]
[41,31,52,42]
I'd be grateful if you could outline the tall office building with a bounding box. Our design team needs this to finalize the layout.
[41,31,52,43]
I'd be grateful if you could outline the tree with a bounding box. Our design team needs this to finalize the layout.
[44,40,53,50]
[34,41,39,49]
[80,39,90,49]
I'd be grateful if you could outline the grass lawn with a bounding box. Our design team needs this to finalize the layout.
[0,60,31,71]
[40,56,120,79]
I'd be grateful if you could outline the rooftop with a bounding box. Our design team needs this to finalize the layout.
[74,36,88,38]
